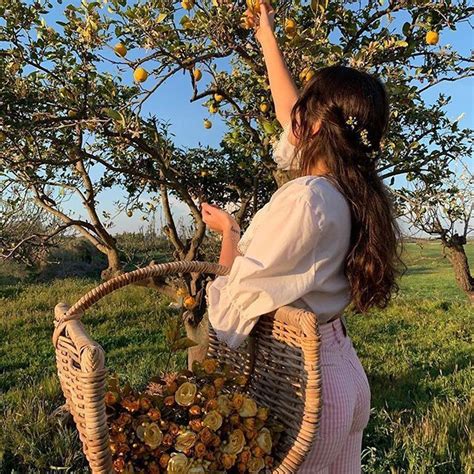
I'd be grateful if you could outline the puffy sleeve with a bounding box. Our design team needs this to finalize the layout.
[272,121,298,170]
[205,187,323,349]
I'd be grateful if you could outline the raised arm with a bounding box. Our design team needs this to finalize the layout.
[250,0,299,128]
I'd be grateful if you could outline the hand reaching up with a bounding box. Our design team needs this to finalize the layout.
[245,0,275,45]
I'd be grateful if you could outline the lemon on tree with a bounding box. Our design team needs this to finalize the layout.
[284,18,297,38]
[259,102,270,113]
[246,0,260,15]
[299,66,315,83]
[114,42,127,57]
[134,67,148,83]
[193,68,202,82]
[214,93,224,102]
[209,103,219,114]
[181,0,194,10]
[425,30,439,45]
[203,119,212,129]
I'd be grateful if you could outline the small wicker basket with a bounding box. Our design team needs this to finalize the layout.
[52,261,323,473]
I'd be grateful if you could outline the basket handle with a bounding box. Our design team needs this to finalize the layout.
[53,261,229,341]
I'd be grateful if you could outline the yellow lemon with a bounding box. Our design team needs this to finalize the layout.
[181,0,194,9]
[133,67,148,83]
[246,0,260,15]
[285,18,297,36]
[193,68,202,81]
[214,93,224,102]
[204,119,212,129]
[209,103,219,114]
[305,68,315,83]
[426,30,439,45]
[259,102,269,113]
[114,42,127,57]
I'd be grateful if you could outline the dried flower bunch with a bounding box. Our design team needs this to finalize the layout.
[105,359,283,473]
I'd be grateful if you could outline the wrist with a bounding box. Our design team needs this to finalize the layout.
[223,222,241,237]
[258,29,277,47]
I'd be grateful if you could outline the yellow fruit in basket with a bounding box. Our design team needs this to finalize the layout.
[143,423,164,449]
[248,457,265,473]
[256,427,273,454]
[148,408,161,421]
[167,453,191,473]
[426,30,439,45]
[221,453,237,470]
[183,295,197,309]
[105,391,119,405]
[203,410,223,431]
[175,381,198,406]
[256,406,269,421]
[175,430,197,452]
[225,428,246,455]
[133,67,148,83]
[114,42,127,57]
[217,394,233,416]
[193,68,202,81]
[239,397,257,417]
[202,358,218,374]
[232,393,244,410]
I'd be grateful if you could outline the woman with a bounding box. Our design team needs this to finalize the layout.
[201,1,402,471]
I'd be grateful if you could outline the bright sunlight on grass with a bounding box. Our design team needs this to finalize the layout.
[0,242,472,473]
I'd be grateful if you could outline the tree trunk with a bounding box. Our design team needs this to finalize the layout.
[184,312,209,369]
[445,238,474,304]
[101,247,122,280]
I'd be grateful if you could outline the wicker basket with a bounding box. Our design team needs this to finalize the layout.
[52,261,323,473]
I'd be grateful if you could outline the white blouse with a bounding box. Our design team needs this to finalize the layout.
[206,123,352,349]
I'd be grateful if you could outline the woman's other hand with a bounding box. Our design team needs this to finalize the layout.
[201,202,240,235]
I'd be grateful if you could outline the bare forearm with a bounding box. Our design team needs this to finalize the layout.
[259,33,299,127]
[219,224,242,268]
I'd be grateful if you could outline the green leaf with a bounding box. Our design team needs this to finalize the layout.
[172,337,199,351]
[402,22,411,37]
[102,108,122,121]
[261,120,275,135]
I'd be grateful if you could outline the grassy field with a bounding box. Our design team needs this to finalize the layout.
[0,242,472,473]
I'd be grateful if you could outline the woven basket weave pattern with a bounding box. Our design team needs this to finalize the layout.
[53,261,322,473]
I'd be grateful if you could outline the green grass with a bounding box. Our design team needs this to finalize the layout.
[0,242,472,473]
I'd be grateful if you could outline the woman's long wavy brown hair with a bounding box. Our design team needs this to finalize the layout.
[289,65,403,312]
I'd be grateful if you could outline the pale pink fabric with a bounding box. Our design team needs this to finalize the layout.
[298,318,371,473]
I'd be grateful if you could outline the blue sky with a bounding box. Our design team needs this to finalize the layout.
[43,2,473,234]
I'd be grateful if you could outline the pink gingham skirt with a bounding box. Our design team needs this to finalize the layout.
[298,318,371,473]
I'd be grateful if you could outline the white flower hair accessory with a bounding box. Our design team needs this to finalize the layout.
[344,115,378,158]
